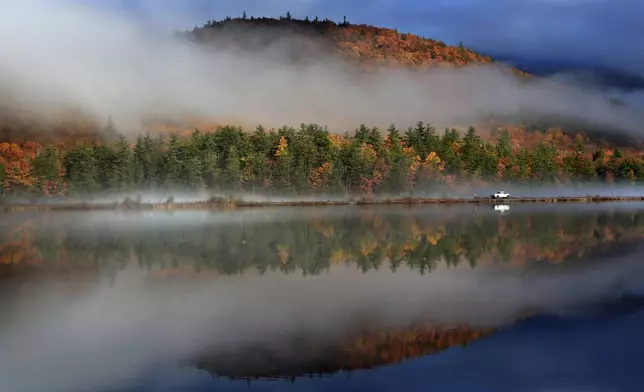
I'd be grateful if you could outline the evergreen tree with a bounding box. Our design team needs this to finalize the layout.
[133,133,157,190]
[65,143,97,196]
[461,126,482,176]
[162,135,183,189]
[531,141,557,182]
[112,135,134,191]
[184,155,204,191]
[223,146,241,190]
[93,144,116,191]
[383,126,408,192]
[201,150,219,189]
[440,128,461,173]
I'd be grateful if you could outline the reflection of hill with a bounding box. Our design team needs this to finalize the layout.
[193,292,644,382]
[194,324,496,381]
[2,207,644,280]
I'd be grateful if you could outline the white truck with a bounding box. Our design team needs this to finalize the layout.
[491,190,511,199]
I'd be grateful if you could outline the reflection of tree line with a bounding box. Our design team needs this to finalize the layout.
[2,208,644,279]
[194,324,496,381]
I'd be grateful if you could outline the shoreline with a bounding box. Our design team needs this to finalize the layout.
[3,195,644,212]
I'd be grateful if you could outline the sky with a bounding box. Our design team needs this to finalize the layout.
[102,0,644,78]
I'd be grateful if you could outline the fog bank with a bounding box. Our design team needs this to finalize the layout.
[0,0,642,136]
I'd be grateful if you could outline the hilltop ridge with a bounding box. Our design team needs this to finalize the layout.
[186,14,523,73]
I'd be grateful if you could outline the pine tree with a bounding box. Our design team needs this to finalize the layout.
[223,146,241,190]
[112,135,134,191]
[532,141,557,183]
[163,135,183,189]
[65,143,97,196]
[184,155,204,191]
[440,128,461,174]
[461,126,482,176]
[201,151,219,189]
[93,144,115,192]
[133,133,157,190]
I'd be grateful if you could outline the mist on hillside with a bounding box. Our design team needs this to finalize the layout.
[0,0,643,138]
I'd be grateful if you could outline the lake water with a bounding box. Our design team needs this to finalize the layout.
[1,203,644,392]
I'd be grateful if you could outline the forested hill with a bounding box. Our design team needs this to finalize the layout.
[185,14,520,73]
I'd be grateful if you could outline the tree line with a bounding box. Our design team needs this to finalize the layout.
[1,122,644,198]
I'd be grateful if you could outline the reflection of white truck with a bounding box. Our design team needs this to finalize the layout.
[491,190,511,199]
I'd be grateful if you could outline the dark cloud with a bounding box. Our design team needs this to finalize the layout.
[410,0,644,78]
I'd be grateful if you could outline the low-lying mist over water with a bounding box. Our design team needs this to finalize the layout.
[6,183,644,206]
[2,204,644,391]
[1,1,643,135]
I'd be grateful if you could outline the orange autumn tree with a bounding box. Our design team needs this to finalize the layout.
[407,150,445,193]
[0,142,39,195]
[358,142,390,197]
[417,151,445,185]
[308,161,333,189]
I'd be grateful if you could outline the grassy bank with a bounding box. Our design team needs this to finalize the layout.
[3,195,644,213]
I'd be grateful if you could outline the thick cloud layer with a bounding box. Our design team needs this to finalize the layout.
[0,0,642,136]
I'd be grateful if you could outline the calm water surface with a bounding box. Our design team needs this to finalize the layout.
[1,203,644,392]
